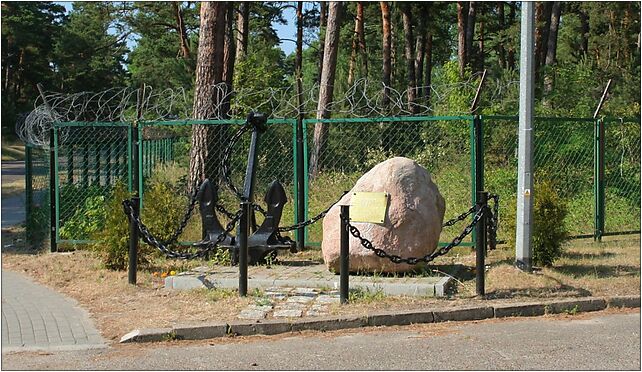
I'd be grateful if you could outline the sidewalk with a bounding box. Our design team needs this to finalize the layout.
[1,160,106,353]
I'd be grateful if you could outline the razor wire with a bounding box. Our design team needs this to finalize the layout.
[17,74,519,147]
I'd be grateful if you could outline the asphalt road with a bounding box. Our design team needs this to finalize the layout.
[2,311,639,370]
[1,161,25,228]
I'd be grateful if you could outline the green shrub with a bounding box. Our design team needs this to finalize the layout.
[91,163,202,270]
[504,179,569,267]
[532,180,569,266]
[91,182,133,270]
[59,194,106,240]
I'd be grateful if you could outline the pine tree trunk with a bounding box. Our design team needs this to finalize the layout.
[381,1,392,106]
[579,10,589,56]
[222,3,235,117]
[465,1,477,70]
[189,1,227,190]
[497,1,505,69]
[173,2,191,60]
[457,1,467,77]
[235,2,249,61]
[347,2,365,86]
[424,33,433,105]
[543,1,561,96]
[317,1,328,84]
[478,5,484,72]
[401,3,417,113]
[309,2,342,178]
[507,1,516,69]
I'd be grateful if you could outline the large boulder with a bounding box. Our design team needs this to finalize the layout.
[322,157,445,273]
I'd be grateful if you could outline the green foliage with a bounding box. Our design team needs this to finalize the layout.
[59,194,106,240]
[90,182,132,270]
[504,179,569,267]
[348,286,385,303]
[53,2,128,92]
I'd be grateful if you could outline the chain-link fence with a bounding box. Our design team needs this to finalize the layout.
[26,115,640,250]
[25,144,51,249]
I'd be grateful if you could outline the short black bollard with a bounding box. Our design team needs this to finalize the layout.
[239,201,250,297]
[476,191,488,297]
[340,205,350,304]
[128,196,140,285]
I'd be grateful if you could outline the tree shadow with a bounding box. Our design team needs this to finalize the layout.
[553,264,640,279]
[561,251,616,260]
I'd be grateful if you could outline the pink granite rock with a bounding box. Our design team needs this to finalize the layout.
[321,157,445,273]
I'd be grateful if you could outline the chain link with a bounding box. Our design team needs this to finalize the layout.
[442,206,476,227]
[160,181,203,246]
[221,124,252,200]
[341,206,485,265]
[123,199,241,260]
[487,194,500,250]
[276,191,348,232]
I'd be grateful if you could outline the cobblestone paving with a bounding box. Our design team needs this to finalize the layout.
[1,271,106,352]
[237,287,341,320]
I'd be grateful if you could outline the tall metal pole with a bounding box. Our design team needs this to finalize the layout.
[476,191,488,296]
[239,201,250,297]
[295,2,306,251]
[340,205,350,304]
[515,1,535,272]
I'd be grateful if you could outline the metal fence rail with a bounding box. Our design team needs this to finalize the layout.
[25,115,641,251]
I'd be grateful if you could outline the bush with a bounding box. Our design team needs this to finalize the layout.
[504,179,569,267]
[532,180,569,266]
[91,163,200,270]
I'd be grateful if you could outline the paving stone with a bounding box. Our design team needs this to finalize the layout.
[275,302,307,310]
[273,309,303,318]
[315,295,340,304]
[238,309,269,320]
[286,296,314,304]
[293,288,319,297]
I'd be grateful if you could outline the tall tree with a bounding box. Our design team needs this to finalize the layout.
[506,1,516,69]
[347,2,365,86]
[53,2,129,93]
[235,2,250,61]
[317,1,328,84]
[457,1,467,77]
[465,2,477,70]
[309,2,342,177]
[189,1,227,189]
[400,3,417,113]
[380,1,392,105]
[497,2,506,69]
[543,1,561,95]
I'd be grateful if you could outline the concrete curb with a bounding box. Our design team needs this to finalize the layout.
[120,295,640,343]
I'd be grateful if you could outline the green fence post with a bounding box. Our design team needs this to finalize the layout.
[127,124,133,192]
[49,127,58,252]
[470,116,484,243]
[25,145,33,239]
[137,125,144,207]
[594,118,605,241]
[294,118,306,250]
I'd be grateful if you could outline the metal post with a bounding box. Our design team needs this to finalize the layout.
[25,145,33,232]
[132,123,139,198]
[594,119,605,241]
[340,205,350,304]
[476,191,488,297]
[49,128,58,253]
[296,117,306,250]
[128,197,140,285]
[239,201,250,296]
[515,2,535,272]
[474,116,484,202]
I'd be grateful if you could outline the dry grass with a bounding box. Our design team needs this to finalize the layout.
[1,178,25,198]
[2,234,639,344]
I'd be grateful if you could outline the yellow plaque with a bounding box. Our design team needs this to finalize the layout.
[350,192,390,224]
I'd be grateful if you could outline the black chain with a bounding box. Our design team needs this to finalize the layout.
[487,194,499,250]
[160,181,203,246]
[215,203,238,220]
[276,191,348,232]
[442,206,476,227]
[123,199,242,260]
[341,206,485,265]
[221,124,252,200]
